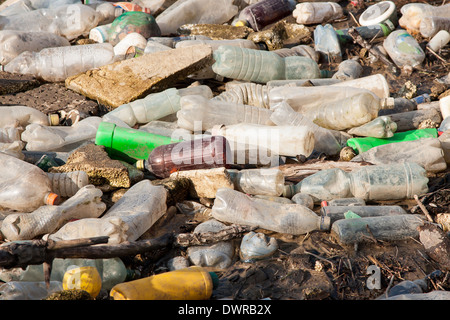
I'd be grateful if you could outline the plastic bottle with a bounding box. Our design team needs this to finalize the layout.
[176,94,274,132]
[383,29,426,69]
[234,0,296,31]
[269,101,342,156]
[212,188,331,235]
[0,30,70,65]
[49,180,167,244]
[148,35,212,48]
[0,281,63,300]
[291,193,314,209]
[335,22,394,44]
[283,162,429,202]
[382,272,443,298]
[378,97,417,116]
[323,198,366,207]
[210,123,315,158]
[103,86,213,127]
[427,30,450,52]
[135,135,230,179]
[87,2,122,25]
[212,45,325,84]
[240,231,278,262]
[273,45,320,63]
[331,73,391,100]
[358,1,398,27]
[95,121,177,163]
[89,22,113,43]
[0,257,133,291]
[22,116,102,152]
[0,152,60,212]
[331,58,363,81]
[331,214,426,245]
[399,3,450,34]
[0,3,102,40]
[113,32,148,58]
[110,266,218,300]
[320,205,407,225]
[314,24,341,62]
[138,121,193,140]
[0,0,81,16]
[155,0,238,36]
[226,168,285,196]
[4,43,116,82]
[420,16,450,38]
[0,184,106,240]
[212,82,271,109]
[46,171,90,198]
[347,116,397,138]
[346,128,439,155]
[439,116,450,134]
[0,105,59,129]
[440,95,450,120]
[293,2,343,25]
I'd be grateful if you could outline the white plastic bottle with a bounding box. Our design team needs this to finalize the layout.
[383,29,425,69]
[427,30,450,52]
[46,171,90,198]
[113,32,148,59]
[0,3,102,40]
[176,94,274,131]
[4,43,116,82]
[226,168,285,196]
[270,101,342,156]
[155,0,238,36]
[103,86,213,127]
[1,185,106,241]
[211,188,331,235]
[48,180,168,244]
[293,1,344,25]
[0,30,70,65]
[210,123,315,158]
[0,152,60,212]
[0,105,59,129]
[21,116,102,152]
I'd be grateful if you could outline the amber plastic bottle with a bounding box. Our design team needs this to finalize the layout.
[136,136,231,178]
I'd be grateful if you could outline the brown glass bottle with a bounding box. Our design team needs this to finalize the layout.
[139,136,231,178]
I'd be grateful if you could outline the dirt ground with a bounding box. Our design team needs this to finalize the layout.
[0,0,449,301]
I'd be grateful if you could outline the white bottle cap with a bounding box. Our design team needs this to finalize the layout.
[359,1,397,26]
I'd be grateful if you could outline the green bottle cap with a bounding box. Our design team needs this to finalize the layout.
[209,272,219,289]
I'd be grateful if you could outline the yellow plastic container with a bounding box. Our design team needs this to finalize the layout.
[62,266,102,299]
[109,266,219,300]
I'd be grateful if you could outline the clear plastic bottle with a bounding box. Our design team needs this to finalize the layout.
[176,94,274,131]
[46,171,90,198]
[103,85,212,127]
[378,97,417,116]
[332,58,363,81]
[0,281,63,300]
[331,73,390,99]
[234,0,296,31]
[211,188,331,235]
[320,205,407,225]
[383,29,425,69]
[0,0,81,16]
[314,24,342,62]
[155,0,238,36]
[226,168,285,196]
[21,116,102,152]
[0,105,59,129]
[212,82,271,109]
[291,193,314,209]
[110,266,219,300]
[331,214,426,245]
[4,43,116,82]
[0,185,106,241]
[0,152,60,212]
[49,180,167,244]
[240,231,278,262]
[269,101,342,156]
[210,123,315,158]
[323,197,366,207]
[293,1,344,25]
[347,116,397,138]
[399,3,450,34]
[212,45,324,84]
[0,30,70,65]
[420,16,450,38]
[0,3,102,40]
[273,45,320,62]
[427,30,450,52]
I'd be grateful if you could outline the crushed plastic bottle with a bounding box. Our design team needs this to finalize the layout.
[383,29,425,69]
[293,1,344,25]
[314,24,342,62]
[399,2,450,35]
[0,281,63,300]
[0,105,59,129]
[226,168,285,196]
[347,116,397,138]
[240,231,278,262]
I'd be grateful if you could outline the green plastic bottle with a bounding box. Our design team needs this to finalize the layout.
[347,128,438,154]
[95,122,178,163]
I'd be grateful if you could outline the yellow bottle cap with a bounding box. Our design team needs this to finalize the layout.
[135,159,145,171]
[234,20,248,27]
[48,114,60,126]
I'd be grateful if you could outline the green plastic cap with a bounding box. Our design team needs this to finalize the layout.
[95,121,116,148]
[209,272,219,289]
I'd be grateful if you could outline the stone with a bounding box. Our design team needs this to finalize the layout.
[65,44,213,108]
[177,23,253,40]
[0,71,40,95]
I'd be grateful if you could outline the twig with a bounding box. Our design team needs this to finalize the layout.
[348,12,360,27]
[385,275,395,298]
[426,46,449,65]
[175,225,255,247]
[414,194,434,222]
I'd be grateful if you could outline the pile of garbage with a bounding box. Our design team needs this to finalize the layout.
[0,0,449,301]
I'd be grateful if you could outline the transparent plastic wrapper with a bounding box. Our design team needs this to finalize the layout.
[21,116,102,152]
[0,30,70,65]
[103,86,212,127]
[383,29,425,69]
[347,116,397,138]
[0,185,106,241]
[212,188,330,235]
[270,101,342,156]
[0,152,59,212]
[155,0,238,35]
[314,24,342,62]
[240,231,278,262]
[210,123,315,158]
[351,138,447,173]
[0,281,63,300]
[331,214,426,245]
[332,58,363,81]
[0,3,102,40]
[399,3,450,34]
[4,43,116,82]
[293,1,344,25]
[0,105,58,129]
[49,180,167,244]
[320,205,407,225]
[177,94,274,131]
[212,45,323,84]
[226,168,285,196]
[187,219,234,269]
[0,125,25,160]
[0,0,81,16]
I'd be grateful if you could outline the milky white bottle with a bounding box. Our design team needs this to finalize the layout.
[46,171,90,198]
